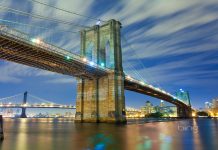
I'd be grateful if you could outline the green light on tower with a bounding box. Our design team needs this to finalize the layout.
[100,63,105,67]
[65,56,71,60]
[31,38,36,43]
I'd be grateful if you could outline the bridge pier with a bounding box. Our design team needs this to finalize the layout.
[20,92,27,118]
[75,73,126,123]
[75,20,126,123]
[177,106,192,118]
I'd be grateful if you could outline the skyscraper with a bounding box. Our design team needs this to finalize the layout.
[160,100,164,107]
[141,101,155,115]
[212,99,218,108]
[205,102,212,109]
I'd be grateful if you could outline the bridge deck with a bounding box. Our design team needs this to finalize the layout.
[124,78,190,108]
[0,25,191,109]
[0,25,109,79]
[0,106,75,109]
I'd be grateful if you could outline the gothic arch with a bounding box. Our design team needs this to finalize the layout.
[105,40,110,68]
[86,41,94,61]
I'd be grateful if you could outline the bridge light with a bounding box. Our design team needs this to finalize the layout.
[96,20,101,25]
[89,61,94,66]
[192,112,196,117]
[100,63,105,67]
[31,38,36,43]
[82,57,87,62]
[65,55,71,60]
[126,75,131,80]
[31,38,41,44]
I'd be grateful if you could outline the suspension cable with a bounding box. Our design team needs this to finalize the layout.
[0,93,23,101]
[0,5,90,29]
[122,37,148,82]
[28,0,106,22]
[0,18,79,34]
[28,94,61,105]
[122,35,163,88]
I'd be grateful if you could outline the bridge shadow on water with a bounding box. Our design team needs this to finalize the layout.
[0,118,217,150]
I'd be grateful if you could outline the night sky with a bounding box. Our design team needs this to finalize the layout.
[0,0,218,109]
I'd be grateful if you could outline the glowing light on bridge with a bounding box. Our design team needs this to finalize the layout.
[192,112,196,117]
[82,57,87,62]
[148,85,153,88]
[31,38,41,44]
[89,61,94,66]
[100,63,105,67]
[65,55,71,60]
[140,81,145,85]
[126,75,132,80]
[180,89,184,92]
[96,20,101,25]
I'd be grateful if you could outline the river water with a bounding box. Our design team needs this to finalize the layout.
[0,118,217,150]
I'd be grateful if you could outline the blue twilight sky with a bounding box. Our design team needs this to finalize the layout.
[0,0,218,109]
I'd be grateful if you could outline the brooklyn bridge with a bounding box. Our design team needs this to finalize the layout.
[0,19,192,123]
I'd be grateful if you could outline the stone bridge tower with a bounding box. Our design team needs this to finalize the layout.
[20,91,27,118]
[75,19,126,123]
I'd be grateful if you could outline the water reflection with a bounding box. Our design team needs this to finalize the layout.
[0,118,217,150]
[15,119,27,150]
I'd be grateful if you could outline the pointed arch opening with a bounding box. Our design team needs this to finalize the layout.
[105,40,110,68]
[86,41,94,61]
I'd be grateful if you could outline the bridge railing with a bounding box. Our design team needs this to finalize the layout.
[0,24,113,73]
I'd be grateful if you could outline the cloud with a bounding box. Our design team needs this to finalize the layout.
[46,77,76,84]
[0,0,218,108]
[0,62,34,83]
[0,61,74,84]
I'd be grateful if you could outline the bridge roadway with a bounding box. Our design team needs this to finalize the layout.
[0,104,75,109]
[125,78,190,108]
[0,25,110,79]
[0,24,191,109]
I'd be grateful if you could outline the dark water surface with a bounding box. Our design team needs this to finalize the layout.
[0,118,218,150]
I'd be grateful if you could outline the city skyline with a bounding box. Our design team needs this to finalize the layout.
[0,0,218,109]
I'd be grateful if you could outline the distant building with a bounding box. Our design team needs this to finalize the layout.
[205,102,212,109]
[159,106,177,117]
[175,89,191,106]
[204,98,218,117]
[139,100,178,117]
[126,108,143,118]
[154,106,160,113]
[141,101,156,115]
[160,100,164,107]
[212,99,218,108]
[145,101,155,114]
